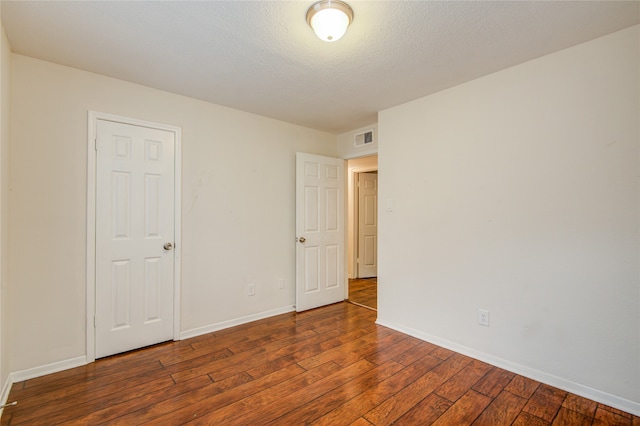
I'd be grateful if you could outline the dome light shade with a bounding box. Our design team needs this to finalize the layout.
[306,0,354,42]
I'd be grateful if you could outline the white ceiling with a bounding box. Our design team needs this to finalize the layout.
[1,1,638,134]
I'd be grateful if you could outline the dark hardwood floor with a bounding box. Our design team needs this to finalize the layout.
[349,278,377,310]
[1,302,637,425]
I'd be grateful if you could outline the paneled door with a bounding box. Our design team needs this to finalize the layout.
[95,119,175,358]
[357,172,378,278]
[295,153,345,312]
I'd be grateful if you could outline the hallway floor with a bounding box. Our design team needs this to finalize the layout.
[349,277,377,310]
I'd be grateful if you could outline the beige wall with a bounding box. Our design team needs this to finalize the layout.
[378,25,640,409]
[9,55,336,372]
[0,15,10,392]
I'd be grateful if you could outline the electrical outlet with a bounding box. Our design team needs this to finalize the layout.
[248,283,255,296]
[478,309,489,327]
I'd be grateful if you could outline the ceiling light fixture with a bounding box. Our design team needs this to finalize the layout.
[306,0,354,42]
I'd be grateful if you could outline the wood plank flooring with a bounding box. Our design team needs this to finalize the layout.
[349,278,377,310]
[2,302,637,425]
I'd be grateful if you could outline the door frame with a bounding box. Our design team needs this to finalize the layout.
[356,171,378,279]
[86,111,182,363]
[349,164,378,280]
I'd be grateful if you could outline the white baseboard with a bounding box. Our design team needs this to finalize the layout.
[0,355,88,416]
[376,318,640,417]
[180,305,296,340]
[2,305,296,396]
[9,356,88,384]
[0,373,12,416]
[7,313,636,417]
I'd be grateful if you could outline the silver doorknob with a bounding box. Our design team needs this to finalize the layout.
[164,242,173,250]
[298,237,306,243]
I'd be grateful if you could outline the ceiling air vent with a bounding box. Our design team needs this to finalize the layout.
[354,129,374,147]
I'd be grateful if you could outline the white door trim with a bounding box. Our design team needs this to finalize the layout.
[357,172,378,278]
[350,166,377,279]
[86,111,182,363]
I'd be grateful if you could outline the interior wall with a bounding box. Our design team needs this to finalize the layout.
[9,54,337,373]
[347,155,378,278]
[378,25,640,407]
[338,124,378,159]
[0,15,10,392]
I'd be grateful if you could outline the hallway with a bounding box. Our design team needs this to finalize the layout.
[349,278,377,310]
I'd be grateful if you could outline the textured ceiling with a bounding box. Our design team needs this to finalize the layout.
[1,1,639,134]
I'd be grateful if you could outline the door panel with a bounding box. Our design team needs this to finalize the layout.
[112,260,131,329]
[357,172,378,278]
[96,119,175,358]
[296,153,345,312]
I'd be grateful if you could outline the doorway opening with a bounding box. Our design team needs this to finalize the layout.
[346,155,378,310]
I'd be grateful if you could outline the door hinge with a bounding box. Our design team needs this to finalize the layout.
[93,315,97,328]
[94,138,98,151]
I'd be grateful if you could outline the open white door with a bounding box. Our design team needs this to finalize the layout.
[295,153,345,312]
[357,172,377,278]
[95,119,176,358]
